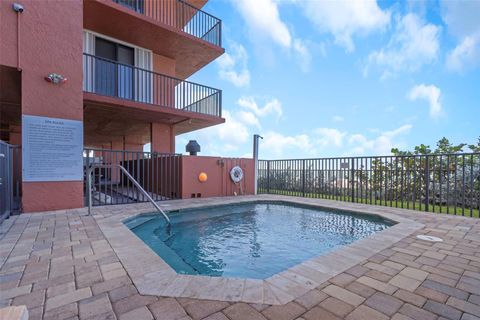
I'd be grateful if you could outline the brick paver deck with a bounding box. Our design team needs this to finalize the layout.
[1,196,479,320]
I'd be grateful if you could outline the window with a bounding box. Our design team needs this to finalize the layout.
[94,38,135,99]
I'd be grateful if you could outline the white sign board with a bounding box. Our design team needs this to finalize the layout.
[22,115,83,182]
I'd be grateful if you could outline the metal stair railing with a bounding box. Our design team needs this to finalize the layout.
[86,164,170,225]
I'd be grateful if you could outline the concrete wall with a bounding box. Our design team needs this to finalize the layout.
[151,123,174,153]
[181,156,254,199]
[151,52,175,154]
[153,53,176,76]
[1,0,84,212]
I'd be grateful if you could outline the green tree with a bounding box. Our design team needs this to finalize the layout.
[434,137,466,154]
[468,137,480,152]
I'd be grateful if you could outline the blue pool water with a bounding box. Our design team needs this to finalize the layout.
[127,202,394,279]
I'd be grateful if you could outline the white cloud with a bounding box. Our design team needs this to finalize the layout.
[384,124,413,138]
[441,0,480,39]
[176,110,252,155]
[292,39,312,72]
[176,97,283,156]
[365,13,440,78]
[177,92,413,158]
[259,125,411,158]
[217,42,250,87]
[237,96,283,119]
[236,110,261,129]
[233,0,291,48]
[407,84,444,119]
[441,1,480,72]
[300,0,390,52]
[446,36,479,72]
[257,127,346,158]
[332,115,344,122]
[215,111,250,147]
[262,131,312,157]
[232,0,311,71]
[313,128,346,147]
[348,124,412,155]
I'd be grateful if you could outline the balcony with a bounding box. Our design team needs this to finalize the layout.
[83,53,223,138]
[83,0,224,78]
[83,53,221,117]
[112,0,221,47]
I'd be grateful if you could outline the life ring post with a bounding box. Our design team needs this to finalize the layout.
[253,134,263,195]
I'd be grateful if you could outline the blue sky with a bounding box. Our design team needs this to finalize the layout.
[176,0,480,159]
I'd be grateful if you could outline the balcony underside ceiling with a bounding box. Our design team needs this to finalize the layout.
[83,0,224,79]
[83,93,224,145]
[84,111,151,147]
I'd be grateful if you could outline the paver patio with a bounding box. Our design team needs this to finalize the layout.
[1,195,479,320]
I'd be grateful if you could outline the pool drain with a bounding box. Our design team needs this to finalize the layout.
[416,235,443,242]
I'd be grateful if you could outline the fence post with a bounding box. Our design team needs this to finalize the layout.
[8,145,13,215]
[86,151,91,214]
[267,161,270,194]
[425,155,430,212]
[351,160,355,202]
[302,159,306,197]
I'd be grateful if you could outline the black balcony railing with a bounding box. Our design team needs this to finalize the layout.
[83,53,222,117]
[113,0,222,47]
[258,153,480,218]
[84,148,182,206]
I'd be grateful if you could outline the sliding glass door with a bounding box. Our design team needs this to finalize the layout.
[94,38,134,100]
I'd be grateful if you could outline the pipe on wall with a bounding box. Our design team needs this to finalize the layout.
[12,3,24,71]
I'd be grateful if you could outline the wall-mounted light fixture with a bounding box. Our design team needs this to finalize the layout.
[45,73,67,85]
[12,3,24,13]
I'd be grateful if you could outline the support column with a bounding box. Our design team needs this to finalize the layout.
[15,1,84,212]
[151,123,174,153]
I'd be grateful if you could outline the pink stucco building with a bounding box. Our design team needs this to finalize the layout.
[0,0,253,213]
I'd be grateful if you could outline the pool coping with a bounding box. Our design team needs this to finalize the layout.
[93,195,425,305]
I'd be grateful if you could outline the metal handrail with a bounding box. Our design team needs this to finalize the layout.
[87,164,170,225]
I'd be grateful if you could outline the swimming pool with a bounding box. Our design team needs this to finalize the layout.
[127,201,394,279]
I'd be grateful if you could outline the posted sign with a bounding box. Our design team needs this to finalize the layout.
[22,115,83,182]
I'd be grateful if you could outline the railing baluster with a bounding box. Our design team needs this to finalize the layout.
[447,155,450,214]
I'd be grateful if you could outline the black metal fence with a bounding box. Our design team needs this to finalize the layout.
[258,153,480,217]
[113,0,222,47]
[83,53,222,117]
[0,141,21,222]
[84,148,182,206]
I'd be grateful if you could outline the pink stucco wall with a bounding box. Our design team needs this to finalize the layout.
[1,0,84,212]
[1,1,232,213]
[181,156,254,199]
